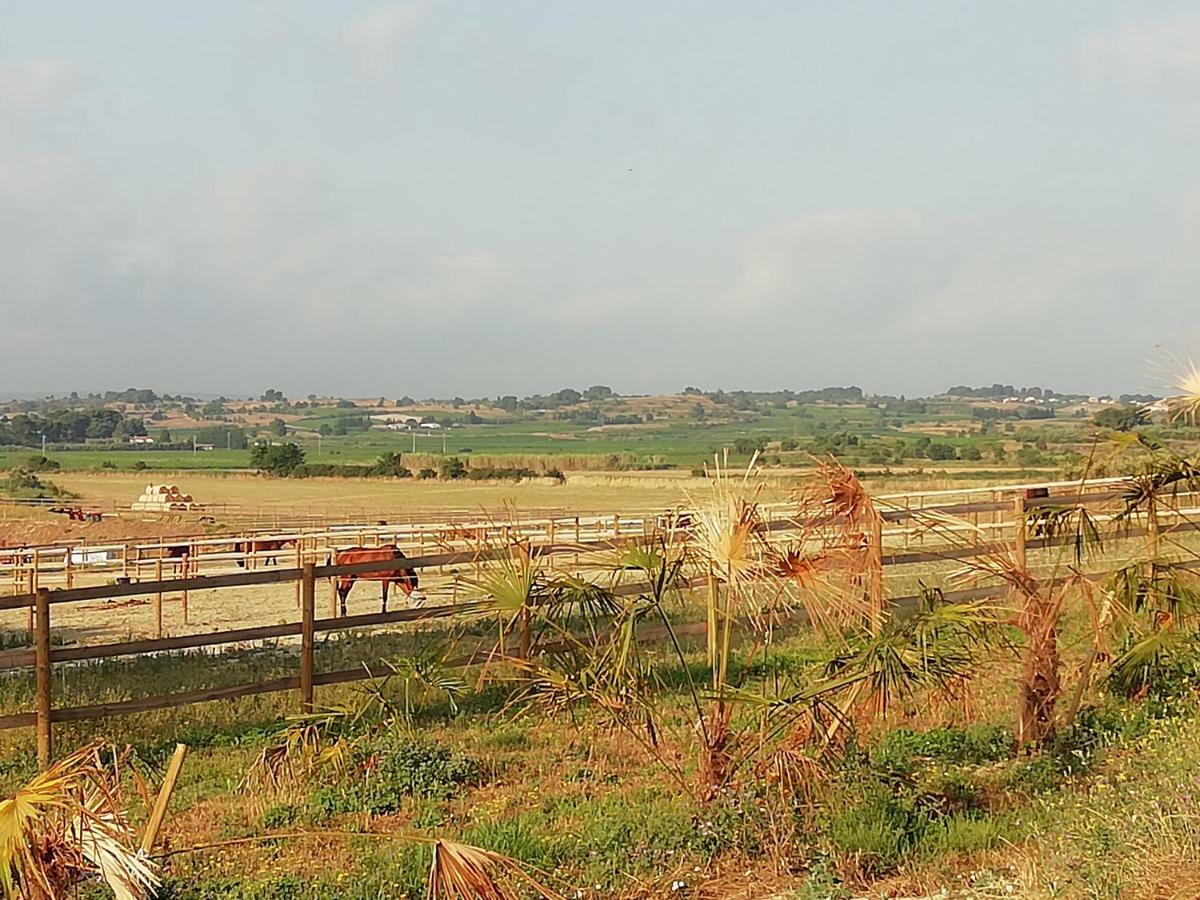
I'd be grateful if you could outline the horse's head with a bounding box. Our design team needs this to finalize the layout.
[398,566,424,605]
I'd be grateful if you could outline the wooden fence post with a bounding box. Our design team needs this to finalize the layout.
[1146,495,1160,603]
[294,543,303,609]
[300,563,315,713]
[155,558,164,629]
[34,588,52,770]
[869,516,884,634]
[181,554,190,625]
[1013,495,1027,571]
[141,743,188,855]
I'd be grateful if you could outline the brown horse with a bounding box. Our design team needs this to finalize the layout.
[331,544,423,616]
[235,539,295,568]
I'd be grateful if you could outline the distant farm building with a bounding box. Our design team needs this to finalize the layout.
[128,435,155,445]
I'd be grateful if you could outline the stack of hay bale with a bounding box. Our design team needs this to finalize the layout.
[131,484,199,512]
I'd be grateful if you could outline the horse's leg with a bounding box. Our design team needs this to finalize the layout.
[339,577,352,617]
[381,580,389,615]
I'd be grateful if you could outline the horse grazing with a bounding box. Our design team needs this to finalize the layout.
[235,539,294,568]
[332,544,423,616]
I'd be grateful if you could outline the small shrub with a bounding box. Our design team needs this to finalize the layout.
[825,786,928,876]
[919,813,1012,855]
[871,725,1012,777]
[22,455,60,472]
[259,803,300,830]
[439,458,467,480]
[465,814,561,871]
[309,735,481,817]
[480,726,531,751]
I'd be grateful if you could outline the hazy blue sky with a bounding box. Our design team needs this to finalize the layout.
[2,2,1197,398]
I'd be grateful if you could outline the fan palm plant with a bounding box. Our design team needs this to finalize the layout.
[0,743,157,900]
[1164,355,1200,426]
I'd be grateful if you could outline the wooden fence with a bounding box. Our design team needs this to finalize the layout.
[0,475,1141,598]
[3,475,1199,769]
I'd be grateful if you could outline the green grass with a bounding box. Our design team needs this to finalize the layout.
[0,398,1128,476]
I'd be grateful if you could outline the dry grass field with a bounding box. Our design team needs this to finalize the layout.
[44,468,1056,521]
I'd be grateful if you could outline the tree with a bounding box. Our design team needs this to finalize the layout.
[927,443,957,461]
[960,445,983,461]
[260,388,285,402]
[1093,405,1148,432]
[269,418,287,437]
[157,429,172,444]
[251,443,305,476]
[583,385,614,401]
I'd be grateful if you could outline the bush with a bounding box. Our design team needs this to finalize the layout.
[825,783,928,876]
[1094,405,1148,432]
[1,470,74,500]
[927,443,958,461]
[417,468,437,480]
[439,457,467,480]
[21,455,59,472]
[871,725,1012,777]
[310,736,480,817]
[250,443,305,476]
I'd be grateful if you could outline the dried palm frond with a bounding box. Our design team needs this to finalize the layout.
[245,709,357,792]
[1165,356,1200,426]
[686,453,766,592]
[0,743,157,900]
[797,457,877,525]
[1032,505,1104,566]
[428,838,561,899]
[767,544,876,633]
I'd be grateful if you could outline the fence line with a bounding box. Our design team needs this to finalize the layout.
[4,473,1198,767]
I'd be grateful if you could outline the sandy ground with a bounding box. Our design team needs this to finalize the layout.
[0,567,466,646]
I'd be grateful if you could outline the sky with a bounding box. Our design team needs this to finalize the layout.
[1,2,1198,399]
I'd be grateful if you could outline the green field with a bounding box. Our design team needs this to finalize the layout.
[0,399,1105,477]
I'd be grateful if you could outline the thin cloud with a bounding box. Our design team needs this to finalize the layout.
[0,58,70,107]
[337,3,424,79]
[1081,13,1200,83]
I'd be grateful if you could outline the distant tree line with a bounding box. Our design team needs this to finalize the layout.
[0,411,147,446]
[945,384,1086,401]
